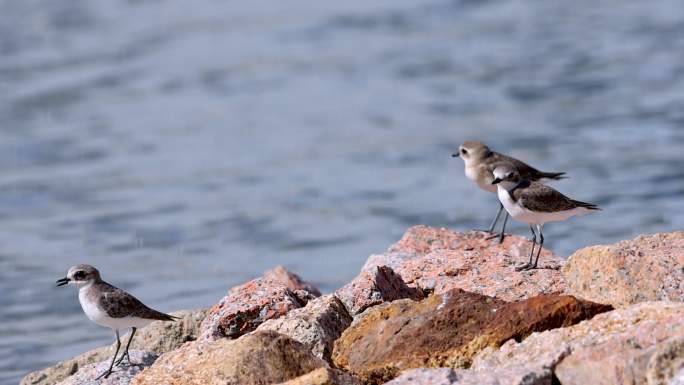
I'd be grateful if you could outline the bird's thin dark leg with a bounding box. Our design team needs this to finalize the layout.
[96,330,120,380]
[530,225,544,269]
[516,225,536,271]
[115,327,136,366]
[497,212,509,244]
[486,203,504,233]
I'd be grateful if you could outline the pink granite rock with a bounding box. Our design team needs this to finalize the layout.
[335,265,423,315]
[264,265,322,297]
[360,225,566,303]
[562,231,684,307]
[199,267,319,340]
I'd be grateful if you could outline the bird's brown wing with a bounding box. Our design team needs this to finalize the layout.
[513,183,589,212]
[97,283,176,321]
[489,152,543,179]
[488,152,566,181]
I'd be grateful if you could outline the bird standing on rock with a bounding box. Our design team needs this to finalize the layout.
[452,141,566,242]
[491,165,600,271]
[57,264,177,379]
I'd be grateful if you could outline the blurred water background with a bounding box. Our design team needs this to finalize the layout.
[1,0,684,383]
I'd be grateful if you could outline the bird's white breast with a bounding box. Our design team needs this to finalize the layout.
[497,187,531,222]
[79,286,109,326]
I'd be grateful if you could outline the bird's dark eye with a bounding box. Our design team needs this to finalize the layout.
[74,271,86,280]
[461,149,467,155]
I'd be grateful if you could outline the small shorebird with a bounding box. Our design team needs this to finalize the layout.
[491,165,600,270]
[57,264,177,379]
[452,141,566,242]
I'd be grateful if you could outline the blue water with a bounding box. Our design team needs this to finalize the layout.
[2,1,684,383]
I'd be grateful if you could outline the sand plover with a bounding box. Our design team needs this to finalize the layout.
[452,141,566,242]
[57,264,177,379]
[491,165,600,271]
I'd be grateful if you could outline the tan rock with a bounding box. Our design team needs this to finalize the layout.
[362,225,566,302]
[562,231,684,307]
[275,368,361,385]
[55,351,157,385]
[256,295,352,362]
[21,309,207,385]
[131,331,327,385]
[332,289,610,384]
[199,266,319,340]
[473,302,684,385]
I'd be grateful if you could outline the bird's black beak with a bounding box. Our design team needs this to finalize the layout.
[491,178,502,185]
[56,277,70,287]
[451,152,459,158]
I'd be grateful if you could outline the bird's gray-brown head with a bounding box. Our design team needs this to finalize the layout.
[57,264,102,287]
[491,164,522,188]
[452,141,492,165]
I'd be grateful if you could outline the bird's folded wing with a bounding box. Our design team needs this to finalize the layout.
[100,289,147,318]
[516,184,579,212]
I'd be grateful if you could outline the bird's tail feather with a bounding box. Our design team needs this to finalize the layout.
[572,199,601,211]
[539,171,567,180]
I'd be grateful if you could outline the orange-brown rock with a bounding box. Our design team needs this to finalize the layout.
[199,266,319,340]
[562,231,684,307]
[473,302,684,385]
[360,225,566,303]
[331,289,611,384]
[131,331,326,385]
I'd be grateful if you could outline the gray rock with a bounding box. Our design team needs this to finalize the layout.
[21,308,207,385]
[386,366,553,385]
[55,351,157,385]
[256,294,352,362]
[384,368,459,385]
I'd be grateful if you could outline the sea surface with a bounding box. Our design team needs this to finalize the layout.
[2,1,684,383]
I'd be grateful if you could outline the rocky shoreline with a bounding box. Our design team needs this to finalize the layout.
[21,225,684,385]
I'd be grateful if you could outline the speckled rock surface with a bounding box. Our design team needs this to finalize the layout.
[562,231,684,307]
[55,351,157,385]
[646,335,684,385]
[199,266,319,340]
[21,308,207,385]
[131,331,326,385]
[361,225,566,302]
[332,289,610,384]
[473,302,684,385]
[256,294,352,362]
